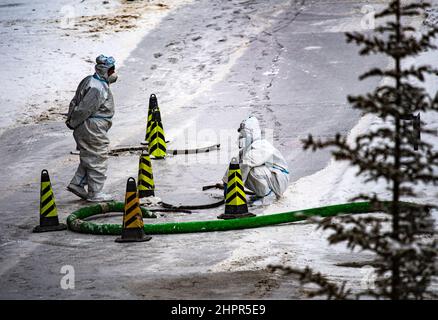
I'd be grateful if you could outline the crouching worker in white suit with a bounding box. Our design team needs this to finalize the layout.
[223,116,290,206]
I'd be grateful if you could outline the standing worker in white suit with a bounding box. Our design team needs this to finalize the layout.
[65,55,118,202]
[224,116,290,205]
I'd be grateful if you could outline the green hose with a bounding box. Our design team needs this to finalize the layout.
[67,201,416,236]
[67,202,156,235]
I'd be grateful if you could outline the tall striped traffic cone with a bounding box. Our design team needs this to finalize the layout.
[144,94,159,143]
[33,170,67,233]
[115,177,152,243]
[148,106,167,159]
[137,150,155,198]
[218,158,255,220]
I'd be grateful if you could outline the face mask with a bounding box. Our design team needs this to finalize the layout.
[108,73,118,84]
[238,130,252,149]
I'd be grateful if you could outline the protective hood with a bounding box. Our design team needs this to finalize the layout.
[238,116,261,149]
[94,54,115,82]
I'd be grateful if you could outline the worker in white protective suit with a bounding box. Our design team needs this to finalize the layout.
[65,54,118,202]
[223,116,290,206]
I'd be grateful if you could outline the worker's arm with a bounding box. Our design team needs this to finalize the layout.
[66,87,105,129]
[240,142,275,182]
[242,147,274,168]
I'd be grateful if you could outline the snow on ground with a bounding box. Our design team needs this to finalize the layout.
[276,14,438,217]
[0,0,193,133]
[269,3,438,215]
[1,0,437,298]
[212,3,438,293]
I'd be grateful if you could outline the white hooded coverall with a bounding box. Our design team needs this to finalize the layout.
[224,116,290,200]
[66,55,115,195]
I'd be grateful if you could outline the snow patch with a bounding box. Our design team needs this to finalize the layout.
[303,46,322,51]
[0,0,193,133]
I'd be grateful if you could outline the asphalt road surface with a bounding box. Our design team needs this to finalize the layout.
[0,0,389,299]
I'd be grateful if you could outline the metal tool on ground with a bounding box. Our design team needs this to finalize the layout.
[167,143,221,156]
[137,150,155,198]
[148,106,167,159]
[158,190,225,211]
[202,182,256,196]
[202,183,225,191]
[115,177,152,243]
[218,158,255,220]
[146,207,192,214]
[33,169,67,233]
[160,199,224,211]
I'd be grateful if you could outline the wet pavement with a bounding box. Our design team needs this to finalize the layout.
[0,0,389,299]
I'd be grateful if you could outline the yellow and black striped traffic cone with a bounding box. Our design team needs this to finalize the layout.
[148,106,167,159]
[115,177,152,243]
[144,94,159,143]
[138,150,155,198]
[217,158,255,220]
[33,169,67,233]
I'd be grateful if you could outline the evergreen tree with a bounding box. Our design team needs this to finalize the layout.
[270,0,438,299]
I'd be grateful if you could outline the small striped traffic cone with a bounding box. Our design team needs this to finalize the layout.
[217,158,255,220]
[137,150,155,198]
[144,94,159,143]
[115,177,152,243]
[148,106,167,159]
[33,170,67,233]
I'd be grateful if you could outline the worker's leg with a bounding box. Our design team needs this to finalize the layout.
[84,151,108,195]
[270,170,290,198]
[69,160,88,187]
[245,166,272,198]
[69,119,112,201]
[82,119,110,196]
[67,127,89,199]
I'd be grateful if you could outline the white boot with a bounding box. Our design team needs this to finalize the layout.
[250,190,276,206]
[67,183,88,200]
